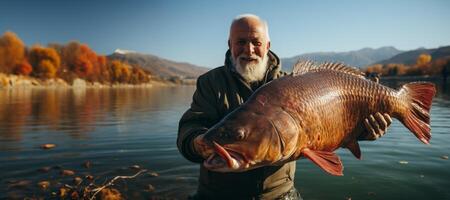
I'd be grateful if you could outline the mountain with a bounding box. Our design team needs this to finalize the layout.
[376,45,450,65]
[281,46,403,72]
[108,49,209,79]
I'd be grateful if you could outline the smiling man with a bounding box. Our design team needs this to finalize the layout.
[177,14,391,200]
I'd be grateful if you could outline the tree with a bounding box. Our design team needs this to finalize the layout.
[416,53,432,67]
[0,31,26,73]
[56,42,107,81]
[29,45,61,78]
[14,60,33,75]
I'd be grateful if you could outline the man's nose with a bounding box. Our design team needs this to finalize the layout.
[243,42,255,55]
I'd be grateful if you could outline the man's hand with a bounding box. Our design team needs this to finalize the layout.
[362,112,392,140]
[193,134,211,159]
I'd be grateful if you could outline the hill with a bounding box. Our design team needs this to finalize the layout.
[108,49,209,79]
[376,45,450,65]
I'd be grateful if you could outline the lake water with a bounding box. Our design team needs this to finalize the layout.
[0,79,449,200]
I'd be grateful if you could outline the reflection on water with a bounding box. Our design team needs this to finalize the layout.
[0,86,198,199]
[0,79,449,199]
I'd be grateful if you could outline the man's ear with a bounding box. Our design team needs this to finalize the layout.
[228,40,231,48]
[267,41,271,50]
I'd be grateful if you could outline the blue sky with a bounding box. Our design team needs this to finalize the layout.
[1,0,449,68]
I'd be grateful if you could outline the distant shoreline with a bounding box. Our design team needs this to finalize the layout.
[0,73,194,89]
[381,75,442,81]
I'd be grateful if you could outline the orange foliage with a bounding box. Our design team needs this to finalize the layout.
[110,60,133,83]
[365,64,383,74]
[1,31,150,84]
[385,63,407,76]
[56,42,109,81]
[14,60,33,75]
[0,31,26,73]
[29,45,61,78]
[74,56,93,76]
[131,67,150,83]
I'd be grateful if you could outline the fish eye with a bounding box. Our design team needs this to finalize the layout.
[235,128,246,140]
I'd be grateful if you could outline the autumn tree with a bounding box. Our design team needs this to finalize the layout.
[0,31,26,73]
[365,64,383,74]
[416,53,432,67]
[385,63,407,76]
[130,67,150,84]
[14,60,33,75]
[28,45,61,78]
[110,60,133,83]
[428,56,450,76]
[55,42,108,81]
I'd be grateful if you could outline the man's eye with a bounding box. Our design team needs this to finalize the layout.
[237,41,246,45]
[253,41,262,46]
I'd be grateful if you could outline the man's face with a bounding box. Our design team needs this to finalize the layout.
[229,18,270,82]
[229,20,270,67]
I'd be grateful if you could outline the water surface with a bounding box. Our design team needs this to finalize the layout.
[0,80,449,199]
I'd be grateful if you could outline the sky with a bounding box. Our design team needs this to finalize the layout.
[1,0,449,68]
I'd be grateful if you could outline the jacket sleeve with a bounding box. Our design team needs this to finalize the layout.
[177,74,220,163]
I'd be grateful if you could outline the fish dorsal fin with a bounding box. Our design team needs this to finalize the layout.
[292,60,365,78]
[291,60,316,75]
[301,148,343,176]
[346,140,362,160]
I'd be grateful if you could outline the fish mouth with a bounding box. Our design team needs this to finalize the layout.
[203,141,246,172]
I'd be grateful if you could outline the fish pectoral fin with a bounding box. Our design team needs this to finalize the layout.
[346,140,362,160]
[302,148,343,176]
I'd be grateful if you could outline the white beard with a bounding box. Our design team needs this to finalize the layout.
[232,53,269,83]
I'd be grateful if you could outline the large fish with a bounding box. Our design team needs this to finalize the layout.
[195,61,436,176]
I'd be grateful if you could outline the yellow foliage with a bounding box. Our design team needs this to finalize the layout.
[37,60,57,78]
[416,53,432,67]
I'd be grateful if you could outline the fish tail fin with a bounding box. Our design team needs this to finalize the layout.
[398,82,436,144]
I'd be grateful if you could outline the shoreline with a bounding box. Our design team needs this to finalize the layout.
[380,75,443,81]
[0,73,193,89]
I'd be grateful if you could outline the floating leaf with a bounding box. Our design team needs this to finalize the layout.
[73,177,82,185]
[37,181,50,190]
[147,184,155,192]
[61,169,75,176]
[40,143,56,149]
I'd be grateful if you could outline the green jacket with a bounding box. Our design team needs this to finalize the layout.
[177,50,294,199]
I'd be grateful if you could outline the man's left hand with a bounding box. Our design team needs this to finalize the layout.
[362,112,392,140]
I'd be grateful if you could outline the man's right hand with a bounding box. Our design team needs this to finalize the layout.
[193,134,211,159]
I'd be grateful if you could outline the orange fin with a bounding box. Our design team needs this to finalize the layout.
[302,148,343,176]
[398,82,436,144]
[346,140,361,160]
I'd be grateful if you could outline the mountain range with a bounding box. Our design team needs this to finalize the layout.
[107,46,450,79]
[280,46,404,72]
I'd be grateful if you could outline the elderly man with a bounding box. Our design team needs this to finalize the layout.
[177,14,391,200]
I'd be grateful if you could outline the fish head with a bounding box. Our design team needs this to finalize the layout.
[200,104,299,172]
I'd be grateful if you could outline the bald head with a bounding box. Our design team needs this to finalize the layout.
[229,14,270,42]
